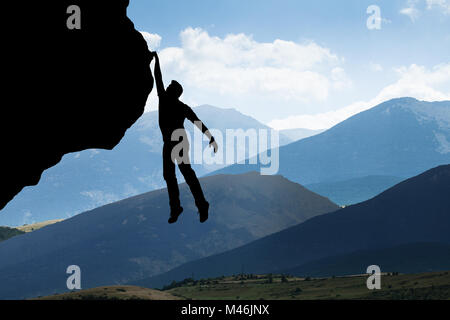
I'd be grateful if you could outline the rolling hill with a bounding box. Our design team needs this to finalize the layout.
[0,172,337,299]
[0,105,291,226]
[213,98,450,195]
[135,165,450,288]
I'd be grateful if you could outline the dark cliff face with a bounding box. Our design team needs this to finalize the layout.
[1,0,153,209]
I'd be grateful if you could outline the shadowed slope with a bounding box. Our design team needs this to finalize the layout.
[0,173,338,299]
[137,165,450,288]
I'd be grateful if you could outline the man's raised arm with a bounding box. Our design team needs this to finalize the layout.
[153,52,165,96]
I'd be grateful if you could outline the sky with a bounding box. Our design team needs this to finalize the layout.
[128,0,450,130]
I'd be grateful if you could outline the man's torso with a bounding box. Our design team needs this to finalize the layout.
[158,92,190,142]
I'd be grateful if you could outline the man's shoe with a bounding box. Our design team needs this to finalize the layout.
[168,206,183,224]
[198,202,209,223]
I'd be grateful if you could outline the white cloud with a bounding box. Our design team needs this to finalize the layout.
[426,0,450,14]
[383,64,450,99]
[142,27,448,132]
[400,7,420,21]
[401,0,450,20]
[140,31,162,51]
[144,27,348,112]
[269,63,450,130]
[400,0,421,21]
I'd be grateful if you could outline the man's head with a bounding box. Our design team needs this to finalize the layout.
[167,80,183,99]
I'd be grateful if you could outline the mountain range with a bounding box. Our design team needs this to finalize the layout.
[213,97,450,188]
[0,105,292,226]
[3,98,448,225]
[0,173,337,299]
[135,165,450,288]
[1,97,449,299]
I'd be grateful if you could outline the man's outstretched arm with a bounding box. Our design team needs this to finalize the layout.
[153,52,165,96]
[186,107,218,153]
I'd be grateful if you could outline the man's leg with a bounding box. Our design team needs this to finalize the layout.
[163,143,183,219]
[178,163,209,222]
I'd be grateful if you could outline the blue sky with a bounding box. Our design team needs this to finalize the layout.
[128,0,450,129]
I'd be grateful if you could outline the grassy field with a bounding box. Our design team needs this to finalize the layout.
[35,286,182,300]
[165,271,450,300]
[16,219,64,233]
[37,271,450,300]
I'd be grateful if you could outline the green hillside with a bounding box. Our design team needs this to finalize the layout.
[165,271,450,300]
[36,270,450,300]
[0,226,24,243]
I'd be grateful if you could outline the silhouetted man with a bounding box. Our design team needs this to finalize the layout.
[150,51,218,224]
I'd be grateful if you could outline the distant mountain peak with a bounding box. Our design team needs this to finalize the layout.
[214,97,450,186]
[376,97,450,124]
